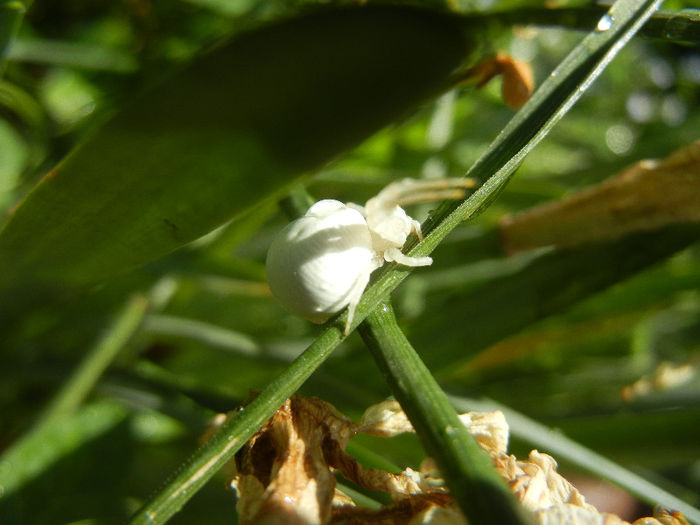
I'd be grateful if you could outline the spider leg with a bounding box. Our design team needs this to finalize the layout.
[372,178,476,209]
[342,260,380,335]
[383,247,432,267]
[411,218,423,241]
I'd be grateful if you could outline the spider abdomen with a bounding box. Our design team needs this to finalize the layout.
[266,200,378,322]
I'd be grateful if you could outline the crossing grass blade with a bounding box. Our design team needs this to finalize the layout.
[127,0,665,522]
[359,302,534,525]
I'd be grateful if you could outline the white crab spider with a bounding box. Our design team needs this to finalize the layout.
[265,178,475,334]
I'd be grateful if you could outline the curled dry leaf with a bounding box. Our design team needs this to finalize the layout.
[229,395,689,525]
[500,141,700,253]
[466,51,535,109]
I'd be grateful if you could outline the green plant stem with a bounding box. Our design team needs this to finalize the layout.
[472,7,700,45]
[129,0,662,521]
[423,0,665,252]
[358,302,533,525]
[37,294,149,429]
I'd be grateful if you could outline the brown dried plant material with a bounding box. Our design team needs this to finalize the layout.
[233,396,352,525]
[467,51,535,109]
[500,141,700,253]
[229,395,689,525]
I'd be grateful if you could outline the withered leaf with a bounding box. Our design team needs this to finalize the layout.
[500,141,700,253]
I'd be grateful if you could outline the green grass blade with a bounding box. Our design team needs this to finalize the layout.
[144,314,262,357]
[128,0,663,521]
[638,7,700,43]
[0,294,147,515]
[451,397,700,524]
[358,302,533,525]
[6,38,138,72]
[424,226,700,374]
[474,6,700,45]
[37,295,149,428]
[417,0,665,252]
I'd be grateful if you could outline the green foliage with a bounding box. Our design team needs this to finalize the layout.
[1,1,699,524]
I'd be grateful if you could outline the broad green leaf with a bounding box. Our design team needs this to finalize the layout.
[0,6,475,314]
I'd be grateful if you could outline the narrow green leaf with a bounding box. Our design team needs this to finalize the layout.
[473,6,700,45]
[637,6,700,44]
[37,295,149,428]
[416,0,666,251]
[424,225,700,375]
[358,302,533,525]
[6,38,138,72]
[144,314,262,357]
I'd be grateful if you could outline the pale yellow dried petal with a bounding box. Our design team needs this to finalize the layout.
[648,506,692,525]
[457,411,509,456]
[622,361,696,401]
[357,400,413,437]
[387,467,426,497]
[358,401,509,459]
[534,504,632,525]
[331,487,356,508]
[495,450,594,513]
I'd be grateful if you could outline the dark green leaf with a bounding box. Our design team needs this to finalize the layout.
[0,5,474,316]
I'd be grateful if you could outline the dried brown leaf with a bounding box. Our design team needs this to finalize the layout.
[500,141,700,253]
[233,396,348,525]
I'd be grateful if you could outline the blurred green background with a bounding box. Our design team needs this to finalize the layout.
[0,0,698,523]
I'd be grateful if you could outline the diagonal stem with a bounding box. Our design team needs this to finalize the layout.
[358,301,534,525]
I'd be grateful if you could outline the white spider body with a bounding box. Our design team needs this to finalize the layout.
[265,199,381,323]
[266,178,474,333]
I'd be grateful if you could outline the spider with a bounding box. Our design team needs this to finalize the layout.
[265,177,475,334]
